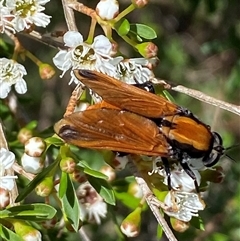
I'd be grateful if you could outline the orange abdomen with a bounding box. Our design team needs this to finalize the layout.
[161,115,214,158]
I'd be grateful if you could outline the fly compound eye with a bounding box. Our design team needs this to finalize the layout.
[203,149,221,167]
[203,132,225,167]
[212,132,223,146]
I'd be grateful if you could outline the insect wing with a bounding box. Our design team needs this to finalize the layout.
[74,70,179,118]
[54,108,169,156]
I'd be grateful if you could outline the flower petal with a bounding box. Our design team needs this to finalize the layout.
[93,35,112,56]
[0,82,11,99]
[64,31,83,47]
[0,148,15,169]
[15,79,27,94]
[0,176,17,190]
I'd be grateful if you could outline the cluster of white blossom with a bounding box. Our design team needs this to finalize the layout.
[52,30,156,87]
[0,0,51,33]
[1,0,51,99]
[0,0,212,231]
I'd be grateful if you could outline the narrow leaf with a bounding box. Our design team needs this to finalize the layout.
[83,167,108,179]
[75,148,106,170]
[0,225,24,241]
[88,176,115,205]
[130,24,157,39]
[114,19,130,36]
[25,120,38,130]
[15,159,59,202]
[1,204,56,221]
[45,136,64,146]
[60,172,80,231]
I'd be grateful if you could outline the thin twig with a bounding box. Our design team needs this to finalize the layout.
[12,162,35,181]
[68,1,97,19]
[79,228,91,241]
[152,79,240,116]
[127,160,178,241]
[61,0,78,31]
[172,85,240,116]
[134,177,178,241]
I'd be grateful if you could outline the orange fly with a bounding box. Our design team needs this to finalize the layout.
[54,69,225,191]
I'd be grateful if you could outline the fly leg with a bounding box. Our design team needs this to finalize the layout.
[162,157,172,190]
[179,161,200,193]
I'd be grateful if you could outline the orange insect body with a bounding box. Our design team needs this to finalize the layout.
[54,69,225,191]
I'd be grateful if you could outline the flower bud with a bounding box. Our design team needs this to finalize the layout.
[128,182,143,199]
[35,176,54,197]
[12,220,42,241]
[170,217,190,232]
[24,137,46,157]
[131,0,149,8]
[110,40,119,56]
[60,157,76,174]
[120,207,142,237]
[42,217,57,229]
[96,0,119,20]
[21,153,44,174]
[0,188,10,209]
[136,42,158,58]
[71,169,87,183]
[100,165,116,182]
[17,128,33,144]
[39,63,55,80]
[202,166,225,183]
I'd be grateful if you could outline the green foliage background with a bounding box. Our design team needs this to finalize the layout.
[1,0,240,241]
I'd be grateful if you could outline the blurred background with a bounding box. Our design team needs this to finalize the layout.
[1,0,240,240]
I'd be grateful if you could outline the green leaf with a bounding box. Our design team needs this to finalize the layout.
[191,216,205,230]
[0,225,24,241]
[15,159,59,202]
[59,170,68,198]
[115,191,141,209]
[114,18,130,36]
[130,24,157,40]
[0,204,56,221]
[127,30,143,42]
[25,120,38,130]
[74,148,106,170]
[88,175,115,205]
[60,172,80,231]
[45,136,64,146]
[83,167,108,179]
[162,90,176,103]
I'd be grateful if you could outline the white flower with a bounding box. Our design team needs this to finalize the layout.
[164,191,205,222]
[166,166,200,192]
[53,31,116,85]
[113,57,156,84]
[77,182,107,224]
[150,158,201,192]
[0,58,27,99]
[96,0,119,20]
[6,0,51,32]
[21,153,44,174]
[0,148,18,191]
[0,0,15,33]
